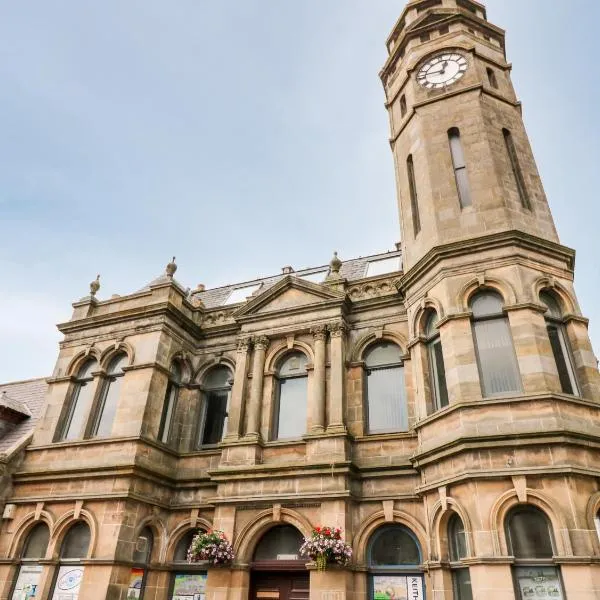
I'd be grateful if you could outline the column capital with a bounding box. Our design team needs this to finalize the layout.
[328,320,348,338]
[236,336,252,353]
[252,335,270,350]
[311,325,328,341]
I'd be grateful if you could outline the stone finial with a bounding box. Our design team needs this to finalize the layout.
[166,256,177,278]
[194,283,206,293]
[329,251,342,277]
[90,275,100,297]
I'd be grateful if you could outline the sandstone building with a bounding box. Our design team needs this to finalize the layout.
[1,1,599,599]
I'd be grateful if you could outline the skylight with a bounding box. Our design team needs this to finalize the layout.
[365,256,401,277]
[223,284,261,305]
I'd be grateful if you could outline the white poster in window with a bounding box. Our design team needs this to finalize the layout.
[372,575,424,600]
[11,564,43,600]
[515,567,564,600]
[51,566,84,600]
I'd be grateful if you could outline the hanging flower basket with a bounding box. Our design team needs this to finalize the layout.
[299,526,352,571]
[187,530,235,566]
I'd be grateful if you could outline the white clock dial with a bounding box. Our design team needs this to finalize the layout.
[417,53,468,89]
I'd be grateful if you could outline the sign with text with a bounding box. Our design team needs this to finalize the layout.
[11,564,43,600]
[515,567,564,600]
[373,575,424,600]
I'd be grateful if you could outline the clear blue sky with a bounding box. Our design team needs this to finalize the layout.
[0,1,598,381]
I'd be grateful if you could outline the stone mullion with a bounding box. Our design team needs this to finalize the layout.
[327,321,347,432]
[310,325,328,433]
[246,336,269,439]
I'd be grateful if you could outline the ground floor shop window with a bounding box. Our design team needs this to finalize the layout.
[513,566,564,600]
[368,525,425,600]
[168,529,207,600]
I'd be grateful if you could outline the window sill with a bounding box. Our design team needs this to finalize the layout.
[354,431,416,443]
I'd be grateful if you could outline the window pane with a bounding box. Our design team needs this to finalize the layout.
[174,530,202,562]
[455,167,472,207]
[107,354,127,375]
[449,129,466,168]
[201,390,228,445]
[159,383,178,444]
[514,566,564,600]
[275,377,307,439]
[61,523,91,559]
[370,526,421,566]
[507,508,554,559]
[470,292,504,317]
[547,325,578,396]
[367,366,407,433]
[540,291,562,318]
[94,375,123,437]
[407,155,421,236]
[364,343,402,368]
[473,318,521,396]
[253,526,304,561]
[77,360,96,380]
[204,367,231,389]
[278,352,308,377]
[448,514,467,561]
[429,337,449,409]
[503,129,531,210]
[133,528,153,564]
[425,311,439,337]
[22,524,50,559]
[453,568,473,600]
[64,380,95,440]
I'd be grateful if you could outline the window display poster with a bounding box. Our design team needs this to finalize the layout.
[51,566,84,600]
[170,572,207,600]
[11,564,43,600]
[515,567,564,600]
[127,568,145,599]
[372,575,424,600]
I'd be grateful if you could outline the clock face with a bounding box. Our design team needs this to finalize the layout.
[417,53,468,89]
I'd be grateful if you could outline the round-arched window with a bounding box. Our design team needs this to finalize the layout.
[61,522,91,559]
[506,506,554,559]
[424,311,448,411]
[22,523,50,560]
[273,352,308,440]
[174,529,204,563]
[364,342,407,434]
[62,359,98,441]
[92,353,127,438]
[253,525,305,562]
[170,529,207,600]
[159,362,183,445]
[11,523,51,599]
[198,366,232,447]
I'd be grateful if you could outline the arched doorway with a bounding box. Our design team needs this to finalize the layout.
[367,524,425,600]
[250,525,309,600]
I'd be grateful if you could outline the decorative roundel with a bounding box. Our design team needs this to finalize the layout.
[417,52,468,90]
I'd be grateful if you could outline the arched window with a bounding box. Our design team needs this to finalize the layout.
[50,522,91,600]
[91,354,127,437]
[129,527,153,600]
[470,291,521,397]
[169,529,207,600]
[253,525,305,562]
[487,67,498,88]
[448,128,472,208]
[448,514,472,600]
[159,362,182,444]
[400,95,407,118]
[61,359,97,441]
[11,523,50,598]
[364,342,407,434]
[197,366,232,447]
[407,155,421,236]
[503,128,531,210]
[425,312,448,411]
[368,525,424,599]
[273,352,308,440]
[506,506,564,600]
[540,291,579,396]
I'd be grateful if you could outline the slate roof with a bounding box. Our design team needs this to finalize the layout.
[192,250,403,310]
[0,378,47,453]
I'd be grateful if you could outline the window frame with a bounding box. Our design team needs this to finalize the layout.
[158,363,183,445]
[407,154,421,236]
[9,523,51,600]
[448,127,472,208]
[60,360,98,442]
[503,128,531,210]
[272,352,309,441]
[168,529,208,600]
[196,368,232,449]
[89,354,127,439]
[425,312,449,412]
[448,513,473,600]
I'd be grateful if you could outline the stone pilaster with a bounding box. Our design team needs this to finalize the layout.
[327,321,347,433]
[310,325,328,433]
[245,335,269,440]
[223,336,252,441]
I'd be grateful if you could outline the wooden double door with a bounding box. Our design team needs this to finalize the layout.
[251,571,309,600]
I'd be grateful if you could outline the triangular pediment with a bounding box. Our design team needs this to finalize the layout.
[232,276,346,319]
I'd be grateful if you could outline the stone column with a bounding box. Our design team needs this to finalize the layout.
[328,321,347,433]
[223,337,252,441]
[310,325,327,433]
[246,335,269,439]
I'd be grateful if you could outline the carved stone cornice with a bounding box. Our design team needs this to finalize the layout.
[328,321,348,338]
[253,336,270,351]
[311,325,328,342]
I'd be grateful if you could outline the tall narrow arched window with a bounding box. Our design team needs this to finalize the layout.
[540,291,580,396]
[364,342,407,434]
[425,312,448,411]
[61,359,97,441]
[51,522,91,600]
[400,95,407,118]
[407,155,421,236]
[91,354,127,438]
[368,525,424,599]
[129,527,153,600]
[11,523,50,599]
[197,367,232,447]
[470,291,521,397]
[273,352,308,440]
[503,128,531,210]
[506,506,565,600]
[448,514,472,600]
[169,529,207,600]
[448,128,472,208]
[159,362,182,444]
[487,67,498,88]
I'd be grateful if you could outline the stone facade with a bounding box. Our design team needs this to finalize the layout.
[1,1,599,600]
